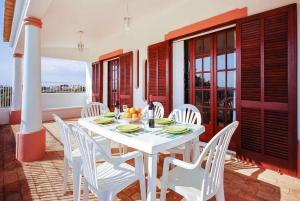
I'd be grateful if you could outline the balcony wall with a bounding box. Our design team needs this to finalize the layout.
[0,93,87,125]
[41,93,86,122]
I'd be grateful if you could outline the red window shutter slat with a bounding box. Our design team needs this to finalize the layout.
[240,19,261,101]
[119,52,133,108]
[91,62,103,103]
[237,4,297,174]
[147,41,171,116]
[148,45,158,97]
[240,108,262,153]
[264,12,288,103]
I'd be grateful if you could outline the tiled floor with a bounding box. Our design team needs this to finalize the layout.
[0,120,300,201]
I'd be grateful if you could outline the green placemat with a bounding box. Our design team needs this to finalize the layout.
[155,118,173,125]
[116,125,140,133]
[102,112,115,117]
[164,125,188,134]
[94,117,114,124]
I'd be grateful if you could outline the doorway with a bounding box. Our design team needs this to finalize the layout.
[185,28,237,142]
[108,58,120,111]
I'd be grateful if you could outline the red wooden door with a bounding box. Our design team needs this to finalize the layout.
[236,4,297,175]
[187,29,237,145]
[188,35,214,141]
[147,41,171,116]
[92,61,103,102]
[108,59,120,111]
[119,52,133,109]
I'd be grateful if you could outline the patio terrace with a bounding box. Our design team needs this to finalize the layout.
[1,119,300,201]
[1,0,300,201]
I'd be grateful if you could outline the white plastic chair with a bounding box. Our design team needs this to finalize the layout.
[81,102,110,118]
[81,102,111,155]
[70,124,146,201]
[160,121,239,201]
[142,101,164,118]
[53,114,109,201]
[167,104,202,162]
[53,114,82,201]
[142,101,164,172]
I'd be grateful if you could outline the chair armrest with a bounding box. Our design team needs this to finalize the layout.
[194,141,207,148]
[163,157,195,170]
[160,156,197,198]
[111,151,143,165]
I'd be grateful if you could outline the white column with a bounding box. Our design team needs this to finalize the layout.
[172,41,185,109]
[12,53,23,111]
[21,18,42,133]
[103,61,108,106]
[85,62,93,104]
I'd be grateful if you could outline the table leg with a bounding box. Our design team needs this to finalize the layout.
[147,153,158,201]
[183,141,192,162]
[143,152,149,174]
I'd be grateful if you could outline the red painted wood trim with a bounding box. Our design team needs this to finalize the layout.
[136,50,139,88]
[164,7,247,40]
[13,53,23,58]
[24,17,42,28]
[288,4,298,178]
[16,128,46,162]
[99,49,123,61]
[9,110,21,124]
[144,60,148,101]
[297,141,300,178]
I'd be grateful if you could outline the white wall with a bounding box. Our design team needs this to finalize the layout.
[0,108,11,125]
[41,93,86,109]
[172,41,185,109]
[0,93,86,125]
[85,62,93,104]
[42,106,82,122]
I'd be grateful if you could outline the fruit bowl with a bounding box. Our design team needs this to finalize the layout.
[123,116,141,123]
[122,107,142,123]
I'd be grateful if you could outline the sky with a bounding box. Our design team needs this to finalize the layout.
[0,0,86,85]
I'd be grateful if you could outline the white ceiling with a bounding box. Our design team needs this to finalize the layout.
[41,0,180,48]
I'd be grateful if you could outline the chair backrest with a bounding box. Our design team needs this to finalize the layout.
[52,114,73,163]
[81,102,109,118]
[142,101,164,118]
[168,104,201,125]
[70,124,113,191]
[195,121,239,200]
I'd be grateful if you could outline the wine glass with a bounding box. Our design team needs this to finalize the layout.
[141,114,148,131]
[122,104,128,112]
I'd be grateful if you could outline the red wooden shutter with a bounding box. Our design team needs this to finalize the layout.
[119,52,133,108]
[92,63,96,101]
[236,4,297,175]
[147,41,171,115]
[144,60,148,101]
[91,61,103,102]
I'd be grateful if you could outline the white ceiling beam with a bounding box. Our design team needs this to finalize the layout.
[12,0,53,53]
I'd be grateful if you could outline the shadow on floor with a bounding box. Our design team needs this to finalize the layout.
[1,124,284,201]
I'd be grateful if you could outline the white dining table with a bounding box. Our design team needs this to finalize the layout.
[78,117,205,201]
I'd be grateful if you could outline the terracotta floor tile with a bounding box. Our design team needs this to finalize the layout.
[1,123,300,201]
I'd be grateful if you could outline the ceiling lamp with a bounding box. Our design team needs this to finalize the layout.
[124,16,131,31]
[77,30,84,52]
[124,0,131,31]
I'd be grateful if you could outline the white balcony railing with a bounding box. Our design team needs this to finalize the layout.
[0,85,12,108]
[0,82,86,109]
[41,82,86,93]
